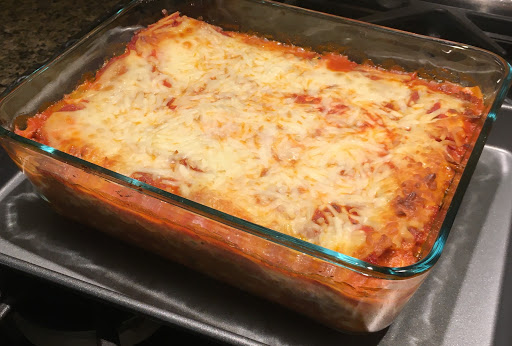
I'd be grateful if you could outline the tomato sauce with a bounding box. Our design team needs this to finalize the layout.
[324,54,358,72]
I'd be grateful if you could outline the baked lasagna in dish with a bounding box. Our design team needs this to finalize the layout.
[16,12,484,267]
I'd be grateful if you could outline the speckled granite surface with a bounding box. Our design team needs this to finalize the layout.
[0,0,122,94]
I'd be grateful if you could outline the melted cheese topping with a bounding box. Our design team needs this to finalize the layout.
[19,14,484,266]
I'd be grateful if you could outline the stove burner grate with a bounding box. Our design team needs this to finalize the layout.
[279,0,512,61]
[0,278,159,346]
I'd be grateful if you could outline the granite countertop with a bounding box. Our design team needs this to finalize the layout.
[0,0,122,186]
[0,0,121,95]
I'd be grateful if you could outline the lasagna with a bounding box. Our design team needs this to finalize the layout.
[16,13,484,267]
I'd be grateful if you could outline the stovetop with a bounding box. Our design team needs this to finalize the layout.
[0,268,222,346]
[278,0,512,65]
[1,1,512,345]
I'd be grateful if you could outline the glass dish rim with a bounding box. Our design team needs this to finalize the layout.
[0,0,511,279]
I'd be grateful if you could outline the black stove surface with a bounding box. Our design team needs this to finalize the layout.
[0,269,223,346]
[278,0,512,63]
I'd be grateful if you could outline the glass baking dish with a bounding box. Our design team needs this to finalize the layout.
[0,0,510,333]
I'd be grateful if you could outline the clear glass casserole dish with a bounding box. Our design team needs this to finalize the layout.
[0,0,510,333]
